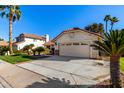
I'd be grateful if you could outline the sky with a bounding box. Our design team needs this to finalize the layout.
[0,5,124,41]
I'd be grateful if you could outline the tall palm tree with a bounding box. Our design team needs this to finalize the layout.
[104,15,111,33]
[92,30,124,88]
[0,5,21,54]
[110,17,119,31]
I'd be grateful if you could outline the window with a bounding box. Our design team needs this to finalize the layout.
[81,42,87,45]
[33,39,37,42]
[66,43,72,46]
[61,44,65,46]
[73,43,79,45]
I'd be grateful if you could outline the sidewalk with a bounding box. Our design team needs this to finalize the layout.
[0,60,79,88]
[0,60,49,88]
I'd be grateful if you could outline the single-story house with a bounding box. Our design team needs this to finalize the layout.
[13,33,49,50]
[52,27,102,58]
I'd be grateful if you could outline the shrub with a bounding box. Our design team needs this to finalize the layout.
[43,48,50,54]
[22,44,34,55]
[35,46,45,55]
[0,46,9,55]
[13,47,23,54]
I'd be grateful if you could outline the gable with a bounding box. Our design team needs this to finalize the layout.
[53,30,100,44]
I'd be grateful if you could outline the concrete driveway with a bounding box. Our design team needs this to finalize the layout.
[17,56,110,87]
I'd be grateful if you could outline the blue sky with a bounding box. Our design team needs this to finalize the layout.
[0,5,124,41]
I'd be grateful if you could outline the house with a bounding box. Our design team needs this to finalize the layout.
[0,41,9,47]
[13,33,49,50]
[44,40,55,54]
[52,27,102,58]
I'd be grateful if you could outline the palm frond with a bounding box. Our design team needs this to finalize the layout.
[91,41,111,55]
[0,11,6,18]
[15,10,21,20]
[13,15,17,22]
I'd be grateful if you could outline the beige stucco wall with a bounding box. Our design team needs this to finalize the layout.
[54,30,100,58]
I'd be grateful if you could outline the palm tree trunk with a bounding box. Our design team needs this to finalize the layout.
[106,21,107,33]
[111,24,113,31]
[9,14,13,54]
[110,55,122,88]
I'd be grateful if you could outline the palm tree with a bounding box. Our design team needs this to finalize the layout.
[91,30,124,88]
[110,17,119,31]
[0,5,21,54]
[104,15,111,33]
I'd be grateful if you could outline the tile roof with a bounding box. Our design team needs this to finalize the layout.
[17,33,46,40]
[0,41,9,46]
[44,41,55,46]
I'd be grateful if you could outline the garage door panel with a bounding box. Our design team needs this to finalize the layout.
[59,45,90,58]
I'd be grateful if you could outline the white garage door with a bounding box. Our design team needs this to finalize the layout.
[59,44,90,58]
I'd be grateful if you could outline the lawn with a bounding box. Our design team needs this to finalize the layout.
[0,54,32,64]
[120,57,124,72]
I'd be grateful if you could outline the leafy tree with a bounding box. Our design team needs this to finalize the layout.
[0,46,9,55]
[0,38,4,41]
[35,46,45,55]
[0,5,21,54]
[84,23,104,34]
[91,30,124,88]
[32,48,37,56]
[23,44,34,55]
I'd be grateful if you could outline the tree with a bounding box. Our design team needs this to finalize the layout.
[35,47,45,55]
[84,23,104,34]
[0,38,4,41]
[104,15,111,33]
[32,48,37,56]
[0,5,21,54]
[23,44,34,55]
[0,46,9,55]
[91,30,124,88]
[98,23,104,35]
[110,17,119,31]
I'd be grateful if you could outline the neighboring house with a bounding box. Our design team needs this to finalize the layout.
[44,40,55,49]
[44,40,55,54]
[13,33,49,50]
[52,27,102,58]
[0,41,9,47]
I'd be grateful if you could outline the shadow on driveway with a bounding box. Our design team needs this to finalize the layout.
[26,77,111,88]
[36,56,89,62]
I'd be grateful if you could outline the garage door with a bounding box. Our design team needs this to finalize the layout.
[59,44,90,58]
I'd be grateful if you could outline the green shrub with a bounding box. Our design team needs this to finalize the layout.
[22,44,34,55]
[0,46,9,55]
[43,48,50,54]
[35,46,45,55]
